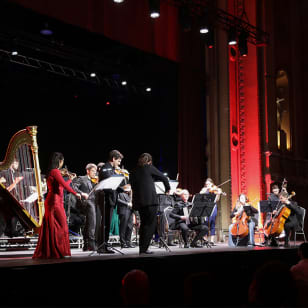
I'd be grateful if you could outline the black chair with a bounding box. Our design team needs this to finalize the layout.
[163,206,184,247]
[294,206,306,245]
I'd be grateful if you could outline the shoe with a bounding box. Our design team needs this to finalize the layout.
[126,243,136,248]
[190,242,203,248]
[97,247,115,254]
[121,244,129,248]
[167,243,177,246]
[139,250,154,255]
[210,241,216,246]
[284,242,290,248]
[184,243,189,248]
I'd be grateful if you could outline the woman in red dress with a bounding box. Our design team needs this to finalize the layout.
[33,152,82,259]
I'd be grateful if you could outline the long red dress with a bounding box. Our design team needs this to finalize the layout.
[33,168,77,259]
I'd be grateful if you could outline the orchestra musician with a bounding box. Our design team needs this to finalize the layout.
[72,163,98,251]
[96,150,125,254]
[33,152,83,259]
[278,191,301,247]
[228,194,258,247]
[130,153,170,255]
[0,158,24,237]
[117,184,135,248]
[170,189,208,248]
[200,178,223,245]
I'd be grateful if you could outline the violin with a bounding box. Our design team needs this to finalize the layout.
[115,167,129,178]
[90,176,98,184]
[208,185,227,196]
[60,168,77,180]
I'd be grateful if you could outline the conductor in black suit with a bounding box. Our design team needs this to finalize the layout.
[72,163,98,251]
[130,153,170,254]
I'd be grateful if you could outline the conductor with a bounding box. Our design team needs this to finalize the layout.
[130,153,170,255]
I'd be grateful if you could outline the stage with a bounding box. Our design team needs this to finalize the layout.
[0,241,301,307]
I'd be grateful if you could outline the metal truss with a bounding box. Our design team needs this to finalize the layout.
[169,0,269,46]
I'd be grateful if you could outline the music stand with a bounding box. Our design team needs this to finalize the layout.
[89,175,125,256]
[259,200,280,213]
[155,180,179,195]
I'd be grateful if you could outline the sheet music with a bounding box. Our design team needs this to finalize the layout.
[93,175,125,191]
[155,180,178,194]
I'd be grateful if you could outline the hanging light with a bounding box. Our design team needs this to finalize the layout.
[149,0,160,19]
[113,0,124,3]
[239,31,248,56]
[228,28,237,45]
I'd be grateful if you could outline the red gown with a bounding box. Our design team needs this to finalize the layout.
[33,168,77,259]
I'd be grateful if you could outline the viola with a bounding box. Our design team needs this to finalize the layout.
[60,168,76,180]
[90,176,98,184]
[115,167,129,178]
[231,208,250,238]
[208,186,227,196]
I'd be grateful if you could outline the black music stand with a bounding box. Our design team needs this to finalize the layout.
[89,175,125,256]
[259,200,280,214]
[190,194,216,248]
[155,194,175,252]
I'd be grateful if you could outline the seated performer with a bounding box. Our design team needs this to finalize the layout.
[228,194,258,247]
[170,189,208,248]
[278,191,301,247]
[200,178,223,245]
[117,184,135,248]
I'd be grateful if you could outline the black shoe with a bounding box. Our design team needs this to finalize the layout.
[126,243,136,248]
[97,247,115,254]
[270,239,279,247]
[139,250,154,255]
[167,243,177,246]
[184,243,189,248]
[190,242,203,248]
[121,244,129,249]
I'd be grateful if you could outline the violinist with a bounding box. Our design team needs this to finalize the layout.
[278,191,301,247]
[72,163,98,251]
[97,150,125,254]
[228,194,258,247]
[200,178,223,245]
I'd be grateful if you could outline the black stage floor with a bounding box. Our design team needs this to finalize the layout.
[0,242,302,307]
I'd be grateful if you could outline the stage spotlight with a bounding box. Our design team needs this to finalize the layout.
[11,51,18,56]
[121,80,127,86]
[199,14,209,34]
[239,31,248,56]
[90,72,96,77]
[228,28,237,45]
[146,87,152,92]
[113,0,124,3]
[149,0,160,18]
[40,23,53,36]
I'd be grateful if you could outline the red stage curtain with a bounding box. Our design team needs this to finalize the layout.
[11,0,179,62]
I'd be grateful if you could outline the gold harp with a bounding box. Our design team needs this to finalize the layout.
[0,126,45,232]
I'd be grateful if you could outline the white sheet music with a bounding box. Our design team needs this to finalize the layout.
[155,180,178,194]
[94,175,125,191]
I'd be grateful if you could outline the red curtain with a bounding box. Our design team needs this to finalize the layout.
[11,0,179,62]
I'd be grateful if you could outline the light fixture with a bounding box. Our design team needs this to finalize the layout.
[204,29,215,49]
[121,80,127,86]
[149,0,160,19]
[113,0,124,3]
[11,51,18,56]
[90,73,96,77]
[238,31,248,56]
[228,28,237,45]
[146,87,152,92]
[199,12,210,34]
[40,23,53,36]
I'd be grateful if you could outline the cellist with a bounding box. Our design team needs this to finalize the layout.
[278,191,301,247]
[228,194,258,247]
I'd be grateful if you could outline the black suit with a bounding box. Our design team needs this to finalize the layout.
[283,201,301,244]
[72,175,97,249]
[117,191,134,246]
[130,164,170,253]
[170,200,208,245]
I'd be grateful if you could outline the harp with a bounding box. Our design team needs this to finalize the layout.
[0,126,45,233]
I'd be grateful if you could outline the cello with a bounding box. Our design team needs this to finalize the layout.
[231,207,250,238]
[264,191,295,237]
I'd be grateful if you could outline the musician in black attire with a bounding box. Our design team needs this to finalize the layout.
[72,163,98,251]
[279,191,301,247]
[130,153,170,254]
[117,184,134,248]
[170,189,208,248]
[97,150,124,254]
